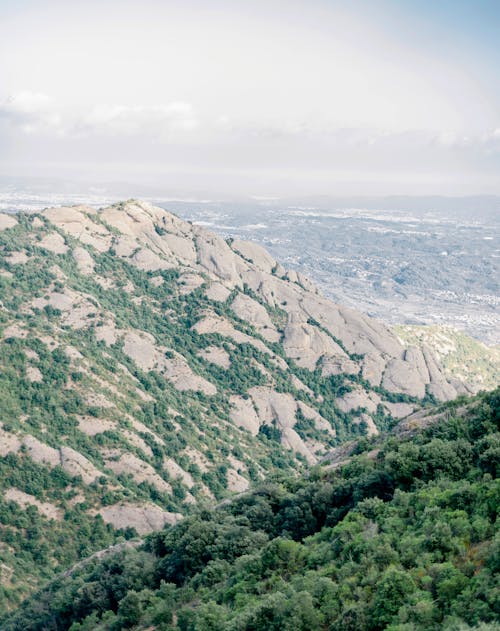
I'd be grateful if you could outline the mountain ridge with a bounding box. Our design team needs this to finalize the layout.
[0,199,474,610]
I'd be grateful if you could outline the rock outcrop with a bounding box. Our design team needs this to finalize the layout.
[0,200,462,542]
[0,200,471,606]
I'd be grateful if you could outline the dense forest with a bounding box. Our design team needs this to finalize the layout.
[2,388,498,631]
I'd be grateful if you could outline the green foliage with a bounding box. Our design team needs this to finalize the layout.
[2,388,498,631]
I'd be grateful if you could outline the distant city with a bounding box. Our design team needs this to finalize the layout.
[1,178,498,345]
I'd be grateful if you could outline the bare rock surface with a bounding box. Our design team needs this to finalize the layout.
[229,395,261,435]
[22,435,60,467]
[59,447,103,484]
[197,345,231,369]
[121,430,154,458]
[103,451,172,494]
[194,228,242,286]
[280,427,316,464]
[0,425,22,456]
[1,323,28,339]
[164,458,195,488]
[39,232,68,254]
[335,388,381,414]
[227,468,250,492]
[283,317,346,369]
[382,358,427,399]
[205,282,231,302]
[122,330,216,394]
[6,251,30,265]
[32,289,98,330]
[178,272,205,294]
[0,213,17,231]
[231,293,280,342]
[97,503,181,535]
[193,312,272,356]
[26,365,43,383]
[73,246,95,274]
[321,355,360,376]
[297,401,335,436]
[77,416,117,436]
[383,402,416,419]
[231,239,277,274]
[4,489,61,521]
[248,387,298,429]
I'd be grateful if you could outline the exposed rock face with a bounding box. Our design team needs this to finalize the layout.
[205,282,231,302]
[0,425,22,456]
[0,214,17,231]
[193,311,272,356]
[227,468,250,492]
[73,246,95,274]
[197,346,231,369]
[231,239,277,273]
[103,451,172,494]
[77,416,117,436]
[164,458,194,488]
[120,330,216,394]
[22,435,61,467]
[0,201,462,534]
[36,200,459,405]
[248,387,298,429]
[245,386,334,463]
[97,503,180,535]
[231,293,280,342]
[297,401,336,436]
[229,395,261,436]
[335,388,381,415]
[194,228,242,286]
[39,232,68,254]
[59,447,103,484]
[283,316,346,370]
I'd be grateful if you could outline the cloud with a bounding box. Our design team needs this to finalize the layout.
[76,102,199,137]
[0,93,199,139]
[0,91,63,134]
[0,90,499,195]
[434,128,500,154]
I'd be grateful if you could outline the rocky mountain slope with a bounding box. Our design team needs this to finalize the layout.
[0,200,468,609]
[395,324,500,393]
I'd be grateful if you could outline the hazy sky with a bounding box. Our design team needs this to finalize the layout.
[0,0,499,197]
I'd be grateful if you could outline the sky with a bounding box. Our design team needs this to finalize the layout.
[0,0,499,197]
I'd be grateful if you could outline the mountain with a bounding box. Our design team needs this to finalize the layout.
[394,324,500,393]
[2,387,498,631]
[0,200,470,611]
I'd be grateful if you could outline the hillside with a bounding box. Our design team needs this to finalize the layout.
[1,388,498,631]
[0,200,468,610]
[395,324,500,393]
